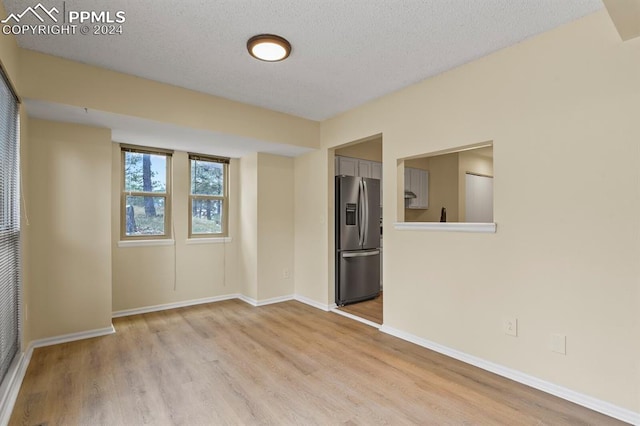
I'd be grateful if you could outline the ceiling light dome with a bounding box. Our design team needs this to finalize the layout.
[247,34,291,62]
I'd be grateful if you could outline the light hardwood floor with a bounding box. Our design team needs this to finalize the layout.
[10,300,625,425]
[338,292,383,324]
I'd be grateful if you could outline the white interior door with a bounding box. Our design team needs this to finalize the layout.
[465,173,493,222]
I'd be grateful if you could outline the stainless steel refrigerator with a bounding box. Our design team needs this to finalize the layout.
[335,175,381,306]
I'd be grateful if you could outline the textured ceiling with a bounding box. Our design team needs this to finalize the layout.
[3,0,603,121]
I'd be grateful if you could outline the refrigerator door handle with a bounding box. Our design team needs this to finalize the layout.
[355,179,360,246]
[356,180,360,246]
[342,250,380,258]
[363,178,369,245]
[358,179,365,247]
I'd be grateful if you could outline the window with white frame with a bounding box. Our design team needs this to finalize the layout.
[121,146,172,239]
[189,154,229,237]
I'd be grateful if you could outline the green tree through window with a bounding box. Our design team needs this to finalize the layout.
[122,147,171,238]
[190,155,228,237]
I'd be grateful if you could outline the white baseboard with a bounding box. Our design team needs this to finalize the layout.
[379,325,640,425]
[0,351,30,426]
[113,293,322,315]
[293,295,331,311]
[238,294,295,307]
[30,325,116,349]
[238,294,257,306]
[256,295,294,306]
[330,308,381,329]
[112,294,240,318]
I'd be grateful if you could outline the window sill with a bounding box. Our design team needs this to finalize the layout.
[118,239,175,248]
[186,237,232,245]
[393,222,496,233]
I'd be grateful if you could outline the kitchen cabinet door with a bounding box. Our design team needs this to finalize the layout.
[405,167,429,209]
[411,169,429,209]
[358,160,372,178]
[336,156,358,176]
[371,162,382,180]
[371,162,382,206]
[404,168,416,208]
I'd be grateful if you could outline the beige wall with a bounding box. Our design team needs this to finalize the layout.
[603,0,640,41]
[238,153,258,299]
[239,153,295,302]
[257,154,295,300]
[26,119,112,340]
[308,11,640,412]
[294,149,330,305]
[429,153,459,222]
[111,148,240,311]
[335,137,382,162]
[17,50,319,149]
[404,155,461,222]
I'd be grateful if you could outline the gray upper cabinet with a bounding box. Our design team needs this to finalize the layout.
[336,156,358,176]
[335,156,382,180]
[405,167,429,209]
[358,160,372,178]
[371,162,382,180]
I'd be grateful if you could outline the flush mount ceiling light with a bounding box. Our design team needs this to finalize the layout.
[247,34,291,62]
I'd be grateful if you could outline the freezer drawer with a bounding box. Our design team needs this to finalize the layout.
[336,249,380,306]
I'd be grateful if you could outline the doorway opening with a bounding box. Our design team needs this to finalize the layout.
[332,135,383,326]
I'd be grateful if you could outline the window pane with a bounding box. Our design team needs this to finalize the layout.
[124,152,167,193]
[191,160,224,196]
[125,196,166,236]
[191,199,223,234]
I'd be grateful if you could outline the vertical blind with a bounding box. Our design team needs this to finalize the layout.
[0,67,19,383]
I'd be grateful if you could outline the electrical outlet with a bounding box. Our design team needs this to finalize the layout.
[283,268,291,279]
[551,334,566,355]
[503,318,518,337]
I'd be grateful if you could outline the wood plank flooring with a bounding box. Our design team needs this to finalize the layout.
[338,292,383,324]
[10,300,626,425]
